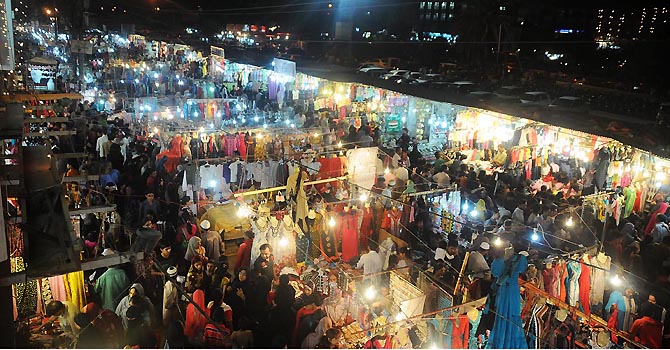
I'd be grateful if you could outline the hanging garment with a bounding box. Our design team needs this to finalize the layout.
[541,264,560,298]
[359,207,373,251]
[286,169,309,225]
[381,209,402,237]
[250,220,270,267]
[451,314,470,349]
[468,309,481,349]
[606,291,626,331]
[578,259,591,315]
[590,254,611,309]
[48,275,68,302]
[486,254,528,349]
[303,214,324,260]
[558,262,568,303]
[645,202,669,235]
[340,211,360,262]
[623,186,636,218]
[566,261,581,307]
[64,271,87,310]
[320,225,339,260]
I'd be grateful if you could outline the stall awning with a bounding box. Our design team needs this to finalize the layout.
[1,92,84,103]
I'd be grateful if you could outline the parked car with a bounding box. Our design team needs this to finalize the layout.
[410,73,443,85]
[395,71,422,84]
[380,69,409,80]
[468,91,496,102]
[448,81,476,94]
[520,91,552,106]
[358,66,388,78]
[494,85,523,100]
[548,96,589,113]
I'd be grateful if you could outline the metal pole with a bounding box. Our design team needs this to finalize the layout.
[496,23,502,65]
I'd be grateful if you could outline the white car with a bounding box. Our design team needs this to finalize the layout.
[358,66,388,77]
[380,69,409,80]
[520,91,552,106]
[410,73,443,85]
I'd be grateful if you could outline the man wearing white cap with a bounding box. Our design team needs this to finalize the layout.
[466,242,491,280]
[163,266,180,327]
[200,220,223,263]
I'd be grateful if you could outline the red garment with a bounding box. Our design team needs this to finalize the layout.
[558,263,568,302]
[381,209,401,236]
[607,304,619,343]
[364,335,394,349]
[645,202,669,235]
[629,316,663,349]
[340,211,360,262]
[542,265,560,298]
[451,314,470,349]
[292,307,319,347]
[238,133,247,160]
[578,259,591,315]
[633,190,643,213]
[316,157,343,191]
[202,323,232,347]
[359,207,373,251]
[234,238,253,272]
[185,290,209,339]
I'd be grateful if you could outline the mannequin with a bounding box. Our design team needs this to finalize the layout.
[303,208,324,260]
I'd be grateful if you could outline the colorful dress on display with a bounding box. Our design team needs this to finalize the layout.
[579,259,591,315]
[359,207,374,251]
[340,211,360,263]
[566,260,581,307]
[486,253,528,349]
[302,214,324,260]
[271,222,297,268]
[451,314,470,349]
[321,223,339,261]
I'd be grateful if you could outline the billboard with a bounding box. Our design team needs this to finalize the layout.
[273,58,296,78]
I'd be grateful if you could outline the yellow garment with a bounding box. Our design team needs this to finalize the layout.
[63,271,86,310]
[476,199,486,222]
[492,149,508,165]
[286,169,309,224]
[254,140,267,161]
[199,202,251,233]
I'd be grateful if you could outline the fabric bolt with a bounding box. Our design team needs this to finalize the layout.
[48,275,68,302]
[64,271,87,310]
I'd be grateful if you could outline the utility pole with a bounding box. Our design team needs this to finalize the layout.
[496,23,502,65]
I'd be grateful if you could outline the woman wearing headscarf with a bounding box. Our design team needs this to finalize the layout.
[301,315,332,348]
[182,236,206,275]
[224,268,252,330]
[184,289,209,345]
[292,283,324,348]
[81,302,123,348]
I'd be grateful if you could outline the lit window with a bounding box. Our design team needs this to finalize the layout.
[442,2,447,9]
[420,2,425,9]
[441,13,447,20]
[427,2,432,9]
[500,6,506,11]
[449,13,454,18]
[450,1,454,9]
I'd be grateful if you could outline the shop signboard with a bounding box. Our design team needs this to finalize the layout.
[71,40,93,55]
[347,147,378,190]
[385,114,402,133]
[27,57,58,91]
[210,45,225,58]
[273,58,296,78]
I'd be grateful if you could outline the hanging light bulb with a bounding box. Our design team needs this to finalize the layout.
[395,312,406,321]
[531,230,539,242]
[329,217,336,227]
[384,167,390,174]
[566,216,574,227]
[364,286,377,300]
[337,141,343,148]
[494,237,502,247]
[610,274,623,287]
[462,203,469,212]
[470,209,478,217]
[279,237,289,247]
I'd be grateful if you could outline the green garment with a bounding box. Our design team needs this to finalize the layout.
[434,159,446,172]
[94,267,130,311]
[623,186,636,218]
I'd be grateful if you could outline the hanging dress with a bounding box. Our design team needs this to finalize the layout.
[359,207,374,251]
[340,211,360,263]
[486,254,528,349]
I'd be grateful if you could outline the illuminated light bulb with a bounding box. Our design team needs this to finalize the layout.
[610,274,623,287]
[494,237,502,247]
[384,168,390,174]
[364,286,376,300]
[153,72,158,79]
[290,123,295,128]
[462,203,469,212]
[329,217,336,227]
[470,209,478,217]
[257,133,263,139]
[531,230,539,241]
[338,141,343,148]
[194,111,199,117]
[209,180,217,188]
[360,193,368,202]
[254,116,259,122]
[153,127,159,134]
[566,217,574,227]
[199,127,204,132]
[401,116,406,123]
[178,80,184,85]
[279,237,289,247]
[263,123,268,129]
[655,172,666,181]
[313,132,319,137]
[241,118,246,123]
[656,181,662,188]
[395,312,406,321]
[153,116,158,121]
[429,344,439,350]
